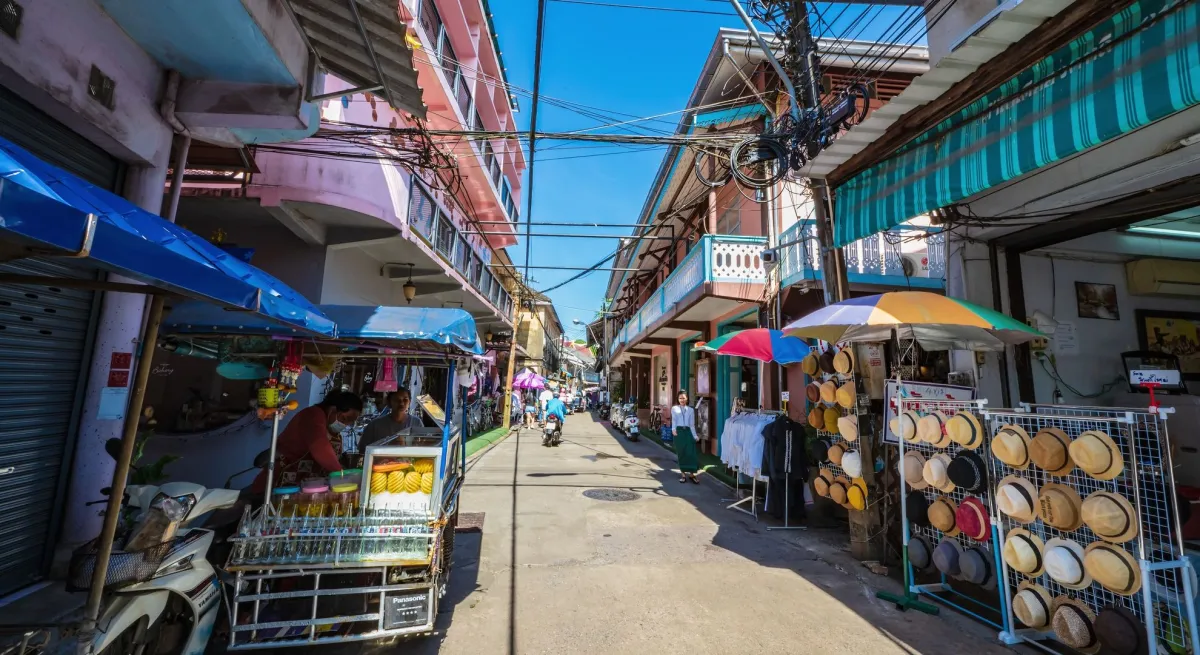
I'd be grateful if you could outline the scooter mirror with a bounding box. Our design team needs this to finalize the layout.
[103,438,123,461]
[253,449,272,469]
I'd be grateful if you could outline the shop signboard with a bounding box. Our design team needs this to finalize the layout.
[883,380,976,444]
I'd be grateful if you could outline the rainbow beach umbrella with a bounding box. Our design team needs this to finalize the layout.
[693,328,813,364]
[783,291,1043,351]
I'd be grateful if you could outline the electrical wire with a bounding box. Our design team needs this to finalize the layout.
[548,0,739,16]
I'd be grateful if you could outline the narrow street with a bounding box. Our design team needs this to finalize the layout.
[332,412,1017,655]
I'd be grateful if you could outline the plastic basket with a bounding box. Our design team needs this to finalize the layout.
[66,537,178,592]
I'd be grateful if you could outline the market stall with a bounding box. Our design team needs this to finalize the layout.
[163,304,482,649]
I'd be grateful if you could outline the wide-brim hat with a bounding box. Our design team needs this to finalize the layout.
[813,467,834,498]
[923,453,956,493]
[807,406,825,431]
[906,492,930,527]
[1012,581,1053,628]
[838,415,859,442]
[1039,482,1085,532]
[933,537,964,578]
[956,496,990,541]
[846,478,868,511]
[991,424,1033,470]
[1031,427,1074,476]
[829,475,851,505]
[1052,596,1101,654]
[959,546,996,589]
[828,442,846,466]
[836,381,857,409]
[1045,537,1092,590]
[996,475,1039,523]
[823,407,842,434]
[1085,542,1142,596]
[891,410,919,442]
[909,535,934,571]
[903,451,928,490]
[842,450,863,479]
[947,450,988,493]
[833,348,855,375]
[1003,528,1045,577]
[819,350,837,375]
[917,411,950,446]
[928,496,959,537]
[1082,490,1139,544]
[805,381,822,404]
[1070,430,1124,481]
[820,380,838,405]
[801,352,820,376]
[1095,605,1148,655]
[947,411,984,450]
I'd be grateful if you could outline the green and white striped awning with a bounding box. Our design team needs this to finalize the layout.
[833,0,1200,247]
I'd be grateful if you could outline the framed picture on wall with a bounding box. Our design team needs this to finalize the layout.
[1075,282,1120,320]
[696,359,711,396]
[1137,310,1200,380]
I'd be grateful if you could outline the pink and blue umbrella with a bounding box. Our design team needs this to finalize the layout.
[694,328,812,364]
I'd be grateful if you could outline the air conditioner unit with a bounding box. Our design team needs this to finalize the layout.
[1127,259,1200,296]
[900,253,930,278]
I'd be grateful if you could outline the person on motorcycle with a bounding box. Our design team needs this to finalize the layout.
[250,391,362,494]
[546,395,567,429]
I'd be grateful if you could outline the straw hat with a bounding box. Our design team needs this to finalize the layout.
[823,407,842,434]
[946,411,984,450]
[891,410,920,442]
[955,496,990,541]
[1038,482,1085,532]
[805,381,822,404]
[813,468,834,498]
[1031,427,1074,476]
[928,496,959,537]
[1081,491,1139,544]
[841,450,863,479]
[846,478,868,511]
[833,348,855,375]
[1045,538,1092,590]
[902,450,928,490]
[908,535,934,571]
[1084,542,1142,596]
[801,352,820,376]
[1069,430,1124,481]
[1012,581,1053,628]
[922,453,956,493]
[1051,596,1101,654]
[829,475,851,505]
[835,381,857,409]
[906,492,930,527]
[1095,606,1148,655]
[1002,528,1045,577]
[819,380,838,405]
[947,450,988,493]
[933,538,964,578]
[819,350,837,375]
[917,411,949,447]
[959,546,996,589]
[995,475,1039,524]
[837,415,859,442]
[807,406,825,431]
[828,442,846,466]
[991,424,1033,470]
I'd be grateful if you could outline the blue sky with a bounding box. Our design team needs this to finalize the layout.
[489,1,920,340]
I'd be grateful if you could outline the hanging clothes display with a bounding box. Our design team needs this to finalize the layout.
[761,414,808,521]
[718,411,776,480]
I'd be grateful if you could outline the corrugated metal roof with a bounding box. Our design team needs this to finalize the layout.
[804,0,1075,179]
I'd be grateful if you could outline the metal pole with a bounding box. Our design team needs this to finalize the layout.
[164,135,192,222]
[264,412,281,510]
[727,0,801,121]
[501,293,520,431]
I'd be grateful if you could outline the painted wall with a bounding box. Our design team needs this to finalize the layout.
[320,247,394,306]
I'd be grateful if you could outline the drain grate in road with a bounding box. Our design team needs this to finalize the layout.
[582,488,640,502]
[455,512,486,533]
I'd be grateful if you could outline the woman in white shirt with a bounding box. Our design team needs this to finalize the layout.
[671,390,699,483]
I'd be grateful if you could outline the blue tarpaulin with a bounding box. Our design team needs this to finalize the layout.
[0,135,334,336]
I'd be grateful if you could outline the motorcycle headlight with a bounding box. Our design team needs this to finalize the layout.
[151,492,197,519]
[153,554,194,579]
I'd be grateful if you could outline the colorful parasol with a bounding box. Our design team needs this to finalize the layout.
[693,328,813,364]
[512,368,546,390]
[782,291,1043,351]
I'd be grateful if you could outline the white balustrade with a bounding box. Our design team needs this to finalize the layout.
[708,238,768,282]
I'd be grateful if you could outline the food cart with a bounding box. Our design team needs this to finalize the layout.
[162,304,481,649]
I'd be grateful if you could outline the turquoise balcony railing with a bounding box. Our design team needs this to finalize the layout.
[610,235,768,356]
[778,221,945,290]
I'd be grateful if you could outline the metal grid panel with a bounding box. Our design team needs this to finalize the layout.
[983,408,1199,654]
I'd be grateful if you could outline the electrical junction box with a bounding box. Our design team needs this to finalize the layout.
[1026,318,1049,353]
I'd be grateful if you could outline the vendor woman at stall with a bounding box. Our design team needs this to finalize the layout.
[250,391,363,494]
[359,389,425,449]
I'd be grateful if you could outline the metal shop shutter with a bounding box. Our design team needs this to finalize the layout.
[0,85,123,189]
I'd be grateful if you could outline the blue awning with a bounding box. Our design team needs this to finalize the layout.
[0,135,335,336]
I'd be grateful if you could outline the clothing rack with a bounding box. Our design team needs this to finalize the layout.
[723,407,783,519]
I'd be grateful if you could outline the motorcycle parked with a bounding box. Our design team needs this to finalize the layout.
[621,404,640,441]
[543,414,562,447]
[597,403,610,420]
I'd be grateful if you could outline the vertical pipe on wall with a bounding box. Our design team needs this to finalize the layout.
[1004,249,1036,402]
[988,243,1013,408]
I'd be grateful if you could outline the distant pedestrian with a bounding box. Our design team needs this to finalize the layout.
[524,392,538,429]
[671,390,699,484]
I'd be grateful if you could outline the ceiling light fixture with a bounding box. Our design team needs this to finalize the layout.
[403,263,417,303]
[1128,225,1200,240]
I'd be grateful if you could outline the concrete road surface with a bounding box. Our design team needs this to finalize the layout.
[249,413,1016,655]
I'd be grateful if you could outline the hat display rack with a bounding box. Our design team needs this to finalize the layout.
[891,391,1013,633]
[983,406,1199,654]
[806,344,871,517]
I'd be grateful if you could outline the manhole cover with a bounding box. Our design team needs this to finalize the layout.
[582,488,640,502]
[456,512,485,533]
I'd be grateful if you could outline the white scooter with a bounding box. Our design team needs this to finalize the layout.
[621,404,640,441]
[81,480,240,655]
[543,414,562,447]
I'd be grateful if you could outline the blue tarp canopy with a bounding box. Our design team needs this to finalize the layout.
[164,303,483,356]
[0,135,334,336]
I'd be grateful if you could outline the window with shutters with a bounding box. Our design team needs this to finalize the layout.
[408,182,436,240]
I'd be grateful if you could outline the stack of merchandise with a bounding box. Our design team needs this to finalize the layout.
[805,346,868,513]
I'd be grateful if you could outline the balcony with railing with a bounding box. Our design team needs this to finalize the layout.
[778,221,946,290]
[610,235,768,356]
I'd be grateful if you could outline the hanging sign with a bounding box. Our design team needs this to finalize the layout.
[883,380,976,444]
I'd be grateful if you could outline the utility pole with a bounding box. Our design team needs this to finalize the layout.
[501,290,520,431]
